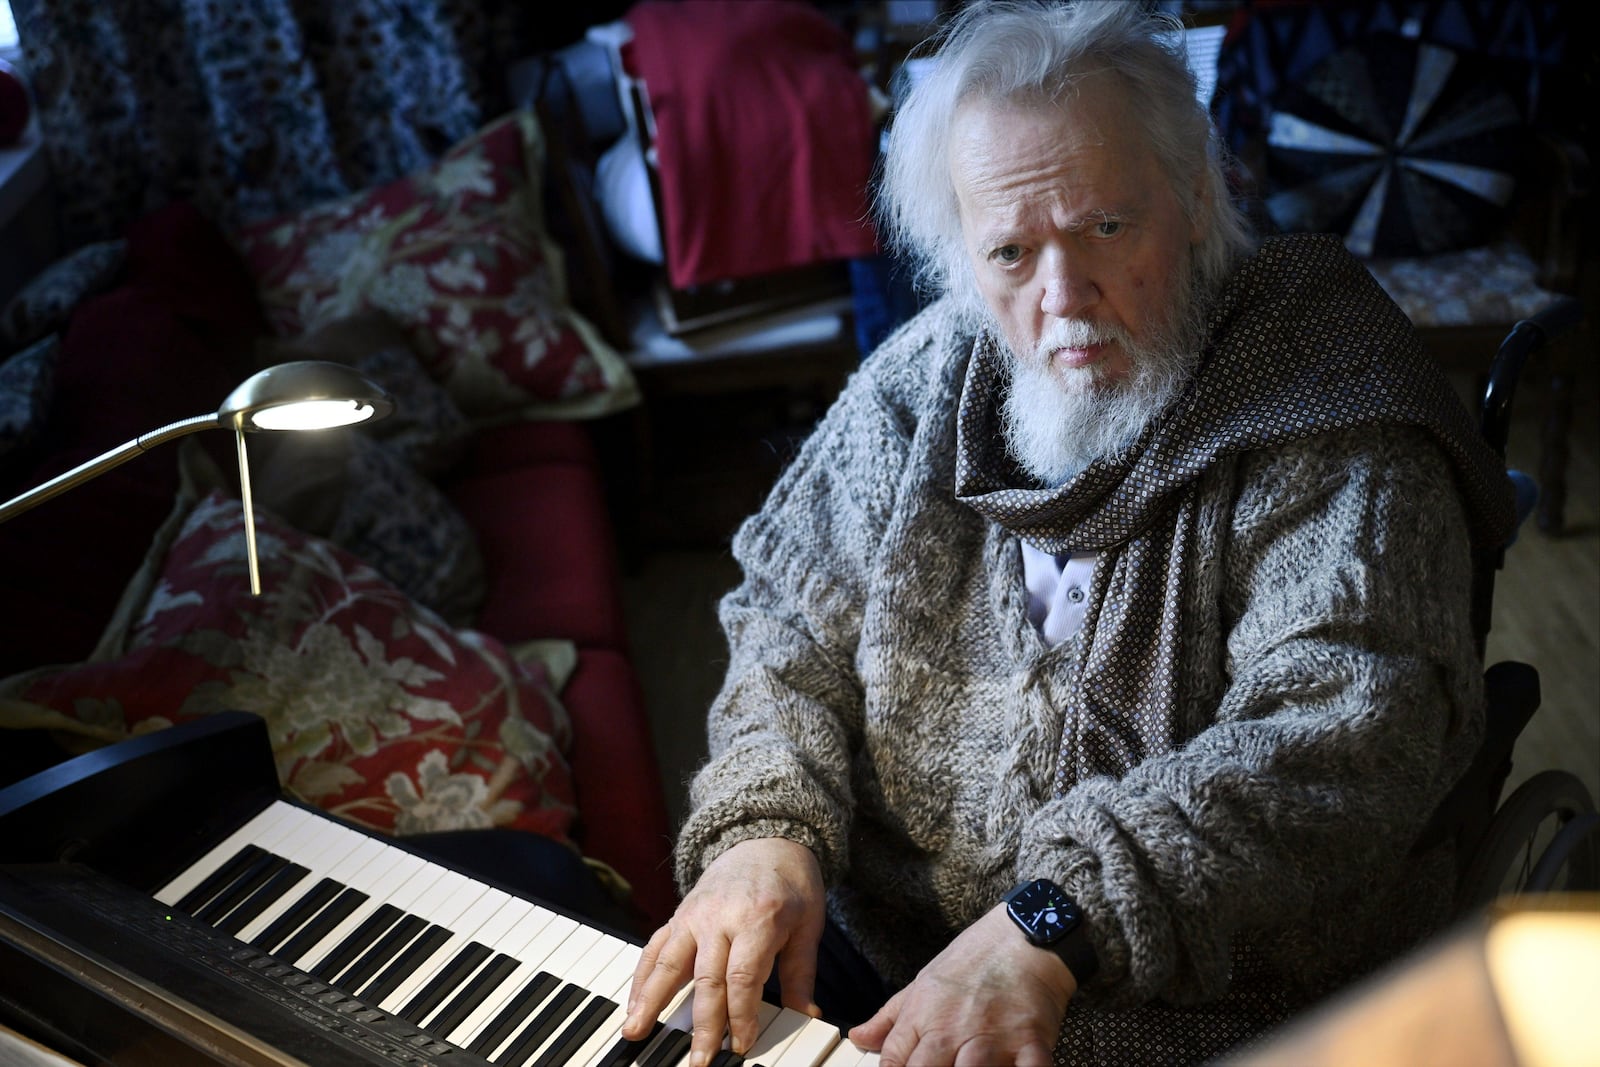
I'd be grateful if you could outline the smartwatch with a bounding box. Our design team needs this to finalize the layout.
[1003,878,1099,983]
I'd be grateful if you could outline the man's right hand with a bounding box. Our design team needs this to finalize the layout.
[621,837,827,1067]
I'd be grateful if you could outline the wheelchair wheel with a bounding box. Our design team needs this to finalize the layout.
[1456,769,1600,912]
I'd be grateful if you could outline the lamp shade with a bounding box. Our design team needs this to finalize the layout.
[0,358,394,596]
[218,360,395,431]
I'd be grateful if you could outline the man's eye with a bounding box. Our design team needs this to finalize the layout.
[993,244,1023,264]
[1094,219,1123,238]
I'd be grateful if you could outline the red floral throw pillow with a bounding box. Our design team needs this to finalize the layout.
[7,490,578,843]
[232,110,637,421]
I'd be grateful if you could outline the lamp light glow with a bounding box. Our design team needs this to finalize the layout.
[0,360,394,594]
[249,398,380,431]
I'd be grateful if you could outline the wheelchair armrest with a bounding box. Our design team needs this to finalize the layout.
[1410,660,1541,861]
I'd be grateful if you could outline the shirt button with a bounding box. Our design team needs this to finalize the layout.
[1067,587,1085,603]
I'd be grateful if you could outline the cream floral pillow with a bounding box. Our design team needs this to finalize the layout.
[233,110,637,421]
[2,490,578,841]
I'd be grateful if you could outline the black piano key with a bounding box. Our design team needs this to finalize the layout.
[192,852,290,925]
[360,923,452,1004]
[251,876,343,952]
[310,902,404,982]
[175,844,267,915]
[708,1049,744,1067]
[400,941,493,1025]
[213,862,310,936]
[531,996,618,1067]
[335,913,428,992]
[466,970,562,1056]
[276,886,368,964]
[495,983,588,1067]
[641,1027,694,1067]
[594,1020,663,1067]
[425,951,521,1038]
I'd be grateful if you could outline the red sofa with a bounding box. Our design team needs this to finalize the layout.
[0,202,677,932]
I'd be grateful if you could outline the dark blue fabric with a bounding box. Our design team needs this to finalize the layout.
[849,254,923,358]
[404,829,643,938]
[762,914,890,1030]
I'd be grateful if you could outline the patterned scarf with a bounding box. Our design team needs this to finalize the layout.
[954,234,1516,793]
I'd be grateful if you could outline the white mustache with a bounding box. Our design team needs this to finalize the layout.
[1033,318,1133,360]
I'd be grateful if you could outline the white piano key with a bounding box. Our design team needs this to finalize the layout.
[155,801,304,905]
[291,847,422,972]
[445,911,580,1048]
[318,855,451,984]
[815,1040,871,1067]
[364,871,489,1004]
[231,818,369,943]
[378,885,507,1013]
[473,922,609,1061]
[558,943,647,1067]
[766,1016,851,1067]
[743,1006,816,1066]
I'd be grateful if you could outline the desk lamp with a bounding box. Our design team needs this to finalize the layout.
[0,360,394,594]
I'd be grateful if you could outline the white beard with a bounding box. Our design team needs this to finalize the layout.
[998,267,1205,486]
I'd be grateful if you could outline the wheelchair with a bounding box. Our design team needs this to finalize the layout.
[1410,296,1600,914]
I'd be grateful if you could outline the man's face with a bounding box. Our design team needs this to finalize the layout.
[949,77,1204,395]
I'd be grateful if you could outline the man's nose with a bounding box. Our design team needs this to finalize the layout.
[1040,250,1096,318]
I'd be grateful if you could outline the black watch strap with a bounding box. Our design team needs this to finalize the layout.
[1003,879,1099,984]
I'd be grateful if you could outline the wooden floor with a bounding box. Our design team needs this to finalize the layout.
[620,359,1600,836]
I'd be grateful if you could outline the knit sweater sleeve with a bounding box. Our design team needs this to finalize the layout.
[671,316,949,893]
[1016,424,1487,1006]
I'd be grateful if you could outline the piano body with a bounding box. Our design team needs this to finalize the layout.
[0,712,878,1067]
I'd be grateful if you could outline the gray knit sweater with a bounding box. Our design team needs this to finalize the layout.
[675,243,1496,1060]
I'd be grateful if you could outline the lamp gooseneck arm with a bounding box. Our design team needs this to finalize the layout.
[0,412,225,525]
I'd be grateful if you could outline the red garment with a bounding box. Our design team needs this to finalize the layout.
[623,0,879,289]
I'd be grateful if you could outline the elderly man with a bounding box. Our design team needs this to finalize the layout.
[620,2,1515,1064]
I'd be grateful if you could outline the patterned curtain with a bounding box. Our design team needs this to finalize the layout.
[11,0,552,245]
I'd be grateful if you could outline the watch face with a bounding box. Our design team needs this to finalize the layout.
[1007,880,1081,944]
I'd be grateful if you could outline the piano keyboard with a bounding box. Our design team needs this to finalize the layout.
[152,800,881,1067]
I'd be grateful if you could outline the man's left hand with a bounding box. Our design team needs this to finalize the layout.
[847,904,1076,1067]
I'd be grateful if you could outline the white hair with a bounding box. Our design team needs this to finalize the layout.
[879,0,1256,324]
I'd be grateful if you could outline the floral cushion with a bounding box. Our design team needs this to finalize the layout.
[232,110,638,421]
[0,240,127,353]
[0,334,58,461]
[1365,240,1564,327]
[0,489,578,842]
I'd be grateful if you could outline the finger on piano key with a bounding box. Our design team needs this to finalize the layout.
[156,801,306,907]
[583,980,695,1067]
[741,1006,817,1066]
